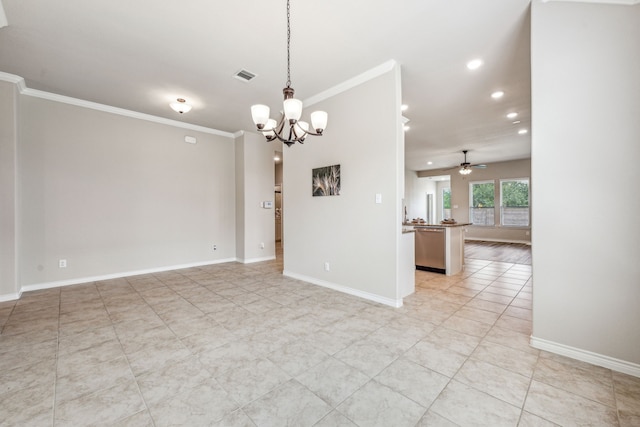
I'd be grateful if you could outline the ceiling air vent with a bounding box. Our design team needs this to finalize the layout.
[233,69,257,82]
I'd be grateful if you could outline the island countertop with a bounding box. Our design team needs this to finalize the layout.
[404,222,471,228]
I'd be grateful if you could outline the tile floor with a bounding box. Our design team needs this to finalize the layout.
[0,256,638,426]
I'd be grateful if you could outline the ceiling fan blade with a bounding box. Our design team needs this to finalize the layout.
[471,164,487,168]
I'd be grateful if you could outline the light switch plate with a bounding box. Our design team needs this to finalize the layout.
[375,193,382,204]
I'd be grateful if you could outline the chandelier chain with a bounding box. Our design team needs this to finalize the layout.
[286,0,291,88]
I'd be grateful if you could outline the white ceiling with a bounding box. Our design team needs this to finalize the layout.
[0,0,532,171]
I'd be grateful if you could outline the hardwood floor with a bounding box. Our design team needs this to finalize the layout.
[464,240,532,265]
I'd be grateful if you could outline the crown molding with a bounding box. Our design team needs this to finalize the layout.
[0,71,234,138]
[543,0,640,5]
[303,59,398,108]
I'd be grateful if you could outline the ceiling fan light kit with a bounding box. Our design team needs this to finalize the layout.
[452,150,487,175]
[250,0,328,147]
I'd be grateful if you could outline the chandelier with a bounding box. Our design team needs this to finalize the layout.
[250,0,328,147]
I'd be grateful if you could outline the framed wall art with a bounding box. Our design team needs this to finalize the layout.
[312,164,340,197]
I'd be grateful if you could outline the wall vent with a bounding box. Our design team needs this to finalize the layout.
[233,69,257,82]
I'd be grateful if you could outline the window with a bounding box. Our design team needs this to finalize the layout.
[442,188,451,219]
[501,178,530,226]
[470,181,495,226]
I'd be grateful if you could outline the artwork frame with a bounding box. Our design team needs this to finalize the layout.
[312,164,341,197]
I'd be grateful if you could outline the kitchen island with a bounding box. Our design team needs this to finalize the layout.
[403,223,470,276]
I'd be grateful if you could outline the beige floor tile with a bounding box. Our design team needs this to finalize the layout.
[126,338,192,376]
[518,411,560,426]
[524,380,618,426]
[0,338,57,371]
[147,381,238,426]
[136,355,213,406]
[495,314,532,334]
[337,380,427,427]
[314,410,358,426]
[297,357,369,407]
[0,381,54,426]
[440,313,493,337]
[55,355,133,403]
[431,380,521,426]
[454,358,531,407]
[472,340,539,378]
[55,380,145,426]
[267,340,330,377]
[613,371,640,417]
[534,356,617,408]
[334,337,405,377]
[56,337,125,376]
[415,410,459,426]
[210,409,257,427]
[422,326,482,356]
[404,340,467,377]
[1,253,632,427]
[483,325,539,355]
[0,357,56,396]
[476,290,515,305]
[214,356,290,406]
[455,306,502,325]
[375,357,450,407]
[197,340,262,376]
[244,379,332,426]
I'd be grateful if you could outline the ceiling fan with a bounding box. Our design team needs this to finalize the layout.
[445,150,487,175]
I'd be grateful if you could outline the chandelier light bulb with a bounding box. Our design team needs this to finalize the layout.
[459,167,472,175]
[264,119,278,138]
[296,121,310,140]
[251,104,270,128]
[310,111,328,133]
[283,98,303,122]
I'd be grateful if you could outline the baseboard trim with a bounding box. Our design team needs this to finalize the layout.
[282,270,402,308]
[19,258,237,294]
[239,255,277,264]
[465,237,531,245]
[530,336,640,378]
[0,291,21,302]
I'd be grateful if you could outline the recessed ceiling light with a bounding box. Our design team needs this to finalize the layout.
[518,129,528,135]
[466,59,483,70]
[507,112,518,119]
[403,125,410,131]
[274,155,280,161]
[491,91,505,99]
[513,120,521,124]
[427,161,433,165]
[401,104,408,112]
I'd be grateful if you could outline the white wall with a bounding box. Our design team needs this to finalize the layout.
[531,0,640,372]
[17,95,237,289]
[234,131,276,262]
[283,62,405,306]
[419,158,532,243]
[404,170,436,222]
[0,80,19,299]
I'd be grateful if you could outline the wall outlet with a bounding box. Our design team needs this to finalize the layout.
[59,259,67,268]
[260,242,265,249]
[213,245,217,251]
[324,262,330,272]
